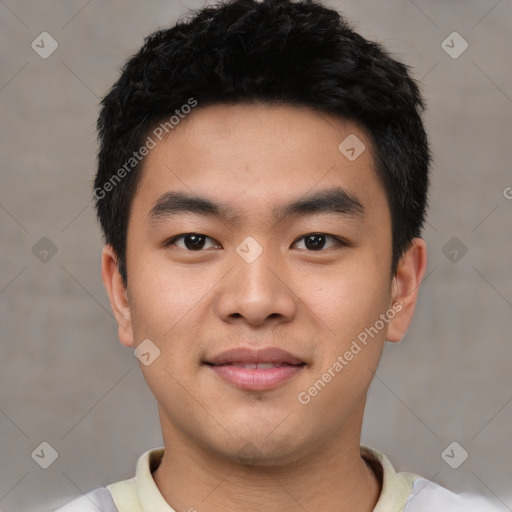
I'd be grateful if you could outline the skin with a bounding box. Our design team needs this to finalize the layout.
[102,103,427,512]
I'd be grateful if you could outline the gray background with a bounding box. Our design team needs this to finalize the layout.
[1,0,511,511]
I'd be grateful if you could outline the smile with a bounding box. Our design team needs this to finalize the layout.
[206,362,306,391]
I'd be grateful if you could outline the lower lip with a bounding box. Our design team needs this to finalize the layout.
[208,364,304,391]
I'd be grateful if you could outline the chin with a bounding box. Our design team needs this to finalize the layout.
[208,432,308,468]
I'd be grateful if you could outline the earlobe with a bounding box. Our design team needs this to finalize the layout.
[101,244,135,347]
[386,238,428,343]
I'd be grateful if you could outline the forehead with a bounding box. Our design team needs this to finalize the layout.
[132,103,388,227]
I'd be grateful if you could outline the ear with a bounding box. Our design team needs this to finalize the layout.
[101,244,135,348]
[386,238,428,343]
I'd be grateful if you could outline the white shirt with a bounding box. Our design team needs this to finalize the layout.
[53,445,502,511]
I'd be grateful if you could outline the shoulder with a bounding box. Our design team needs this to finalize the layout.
[52,486,119,512]
[51,448,159,512]
[403,478,504,511]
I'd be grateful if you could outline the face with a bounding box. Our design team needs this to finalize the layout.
[103,103,425,466]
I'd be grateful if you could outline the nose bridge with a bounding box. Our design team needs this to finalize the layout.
[235,236,282,297]
[237,241,277,289]
[216,236,296,325]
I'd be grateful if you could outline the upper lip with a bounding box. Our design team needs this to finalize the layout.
[205,347,305,366]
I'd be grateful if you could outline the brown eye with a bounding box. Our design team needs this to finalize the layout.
[165,233,220,251]
[292,233,345,251]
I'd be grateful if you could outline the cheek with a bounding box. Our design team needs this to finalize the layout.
[304,261,390,342]
[127,250,208,339]
[127,255,217,392]
[297,275,388,419]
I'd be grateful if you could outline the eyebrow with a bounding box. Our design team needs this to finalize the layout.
[148,186,365,225]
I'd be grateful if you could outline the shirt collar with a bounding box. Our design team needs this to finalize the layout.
[134,445,420,512]
[361,445,420,511]
[135,447,176,511]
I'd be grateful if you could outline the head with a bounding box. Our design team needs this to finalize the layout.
[98,0,429,466]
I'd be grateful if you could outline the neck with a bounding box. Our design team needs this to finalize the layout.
[153,405,381,512]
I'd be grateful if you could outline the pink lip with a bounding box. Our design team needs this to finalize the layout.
[206,347,304,366]
[208,364,304,391]
[205,347,306,391]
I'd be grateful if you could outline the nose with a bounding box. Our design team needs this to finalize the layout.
[215,244,297,327]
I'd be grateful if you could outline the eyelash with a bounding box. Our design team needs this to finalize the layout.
[163,233,348,252]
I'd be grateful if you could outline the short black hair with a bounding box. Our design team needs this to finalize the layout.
[94,0,431,284]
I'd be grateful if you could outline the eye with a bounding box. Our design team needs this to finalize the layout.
[164,233,221,251]
[292,233,346,251]
[163,232,347,252]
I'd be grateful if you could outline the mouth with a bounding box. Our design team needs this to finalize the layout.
[204,347,307,391]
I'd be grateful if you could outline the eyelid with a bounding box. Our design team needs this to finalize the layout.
[291,233,348,250]
[164,233,219,249]
[164,232,349,251]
